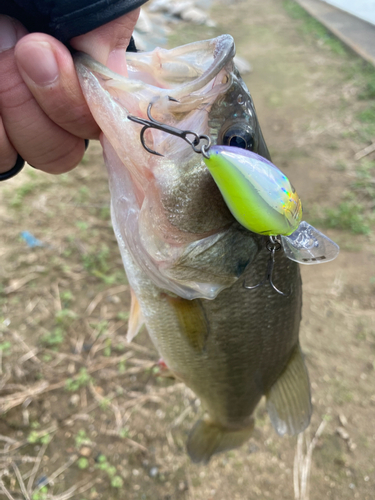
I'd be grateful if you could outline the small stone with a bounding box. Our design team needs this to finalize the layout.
[80,447,92,457]
[69,394,80,407]
[149,467,158,477]
[107,294,121,304]
[338,414,348,427]
[178,481,187,491]
[336,426,349,441]
[180,7,208,24]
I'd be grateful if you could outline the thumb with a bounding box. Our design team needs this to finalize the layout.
[70,8,140,76]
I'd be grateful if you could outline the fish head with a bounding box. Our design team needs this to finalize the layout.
[75,35,269,299]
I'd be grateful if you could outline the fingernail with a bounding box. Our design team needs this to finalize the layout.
[0,15,18,53]
[17,41,58,86]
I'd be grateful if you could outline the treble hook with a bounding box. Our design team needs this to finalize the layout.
[127,98,211,158]
[244,236,290,297]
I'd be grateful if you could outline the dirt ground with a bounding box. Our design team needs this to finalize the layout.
[1,1,374,499]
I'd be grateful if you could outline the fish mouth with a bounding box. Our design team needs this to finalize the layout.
[75,35,235,104]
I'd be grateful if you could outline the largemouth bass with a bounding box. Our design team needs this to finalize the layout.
[75,35,311,464]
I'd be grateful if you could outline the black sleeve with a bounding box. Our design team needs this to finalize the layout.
[0,0,148,45]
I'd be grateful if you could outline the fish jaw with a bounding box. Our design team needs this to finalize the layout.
[75,36,264,299]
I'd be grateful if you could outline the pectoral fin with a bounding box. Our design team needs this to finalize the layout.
[166,296,209,352]
[186,415,254,464]
[266,344,312,436]
[127,289,144,342]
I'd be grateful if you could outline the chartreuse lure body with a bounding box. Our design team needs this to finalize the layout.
[203,145,339,266]
[203,146,302,236]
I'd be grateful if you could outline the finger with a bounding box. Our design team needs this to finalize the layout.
[71,9,140,76]
[0,17,86,174]
[15,34,100,139]
[0,115,17,174]
[0,16,26,174]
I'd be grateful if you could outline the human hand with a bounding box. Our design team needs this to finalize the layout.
[0,8,140,176]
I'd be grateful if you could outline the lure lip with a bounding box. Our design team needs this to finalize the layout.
[281,221,340,265]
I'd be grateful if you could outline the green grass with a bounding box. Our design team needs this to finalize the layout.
[352,161,375,201]
[32,486,49,500]
[94,454,124,488]
[313,160,375,234]
[283,0,348,55]
[0,341,12,355]
[82,244,126,284]
[322,201,370,234]
[358,64,375,100]
[65,368,92,392]
[75,429,92,448]
[77,457,89,470]
[8,181,39,208]
[283,1,375,103]
[40,328,65,348]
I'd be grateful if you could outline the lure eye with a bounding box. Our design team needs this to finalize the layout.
[220,125,255,151]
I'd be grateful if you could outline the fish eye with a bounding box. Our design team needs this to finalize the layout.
[220,125,255,151]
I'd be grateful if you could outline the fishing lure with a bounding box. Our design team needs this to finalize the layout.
[128,102,339,294]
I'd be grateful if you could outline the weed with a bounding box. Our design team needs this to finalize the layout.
[358,64,375,100]
[76,186,90,203]
[99,398,111,410]
[358,104,375,124]
[118,360,126,374]
[95,454,118,481]
[75,429,92,448]
[41,327,65,348]
[75,221,89,231]
[82,244,114,282]
[32,486,48,500]
[116,311,129,321]
[0,341,11,355]
[55,308,77,326]
[111,476,124,488]
[322,201,370,234]
[119,427,129,439]
[283,0,347,55]
[90,320,108,337]
[9,181,38,208]
[103,339,111,357]
[61,290,74,306]
[99,206,111,220]
[65,368,92,392]
[77,457,89,470]
[27,429,52,445]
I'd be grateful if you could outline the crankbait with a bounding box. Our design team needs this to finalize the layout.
[128,101,339,294]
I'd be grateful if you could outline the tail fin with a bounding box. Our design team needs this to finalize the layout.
[186,416,254,464]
